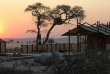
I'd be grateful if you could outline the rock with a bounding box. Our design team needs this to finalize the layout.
[34,56,40,62]
[52,51,62,59]
[34,52,62,65]
[39,53,50,64]
[34,53,52,65]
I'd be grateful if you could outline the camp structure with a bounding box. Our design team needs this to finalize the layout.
[62,21,110,51]
[0,39,6,53]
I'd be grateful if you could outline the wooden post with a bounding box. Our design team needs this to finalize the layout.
[97,21,99,50]
[107,22,109,27]
[36,44,39,53]
[59,44,61,51]
[79,35,81,52]
[27,44,28,53]
[43,45,45,52]
[63,43,66,53]
[21,45,23,53]
[77,18,80,52]
[55,43,57,51]
[69,30,70,54]
[109,22,110,28]
[5,42,6,53]
[71,43,73,51]
[85,34,87,56]
[47,44,48,52]
[51,43,53,52]
[85,35,87,49]
[0,42,1,53]
[77,34,79,52]
[32,44,33,53]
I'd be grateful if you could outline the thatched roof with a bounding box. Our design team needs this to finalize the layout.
[62,23,110,36]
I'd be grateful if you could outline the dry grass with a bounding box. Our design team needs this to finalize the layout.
[2,43,86,53]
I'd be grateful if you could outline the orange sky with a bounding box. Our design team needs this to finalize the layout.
[0,0,110,38]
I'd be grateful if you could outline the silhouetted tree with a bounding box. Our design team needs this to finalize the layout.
[9,39,14,43]
[16,41,19,43]
[25,3,50,45]
[71,6,85,21]
[29,41,31,44]
[48,38,55,43]
[25,3,86,45]
[32,41,36,44]
[43,5,86,44]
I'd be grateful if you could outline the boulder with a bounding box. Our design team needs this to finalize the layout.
[39,53,51,64]
[34,52,62,65]
[34,56,40,62]
[52,51,62,59]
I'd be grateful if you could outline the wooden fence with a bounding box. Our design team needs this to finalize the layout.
[21,43,85,53]
[0,42,6,53]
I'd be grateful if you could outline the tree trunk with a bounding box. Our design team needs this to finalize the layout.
[43,24,56,44]
[36,16,41,47]
[36,28,40,44]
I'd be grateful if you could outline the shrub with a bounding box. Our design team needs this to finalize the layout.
[0,67,33,74]
[46,51,110,74]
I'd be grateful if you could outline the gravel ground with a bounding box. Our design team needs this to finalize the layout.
[0,53,53,74]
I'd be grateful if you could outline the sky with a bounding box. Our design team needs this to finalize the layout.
[0,0,110,38]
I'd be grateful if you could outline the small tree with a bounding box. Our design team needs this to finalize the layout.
[48,38,55,43]
[16,41,19,43]
[9,39,14,43]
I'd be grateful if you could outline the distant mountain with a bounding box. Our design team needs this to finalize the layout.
[2,38,36,43]
[2,37,77,43]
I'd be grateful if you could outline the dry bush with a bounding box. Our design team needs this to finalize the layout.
[46,51,110,74]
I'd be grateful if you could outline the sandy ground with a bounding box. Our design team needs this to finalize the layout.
[0,52,110,74]
[0,53,53,74]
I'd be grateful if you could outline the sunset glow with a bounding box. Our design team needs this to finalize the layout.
[0,26,3,34]
[0,0,110,38]
[0,20,4,34]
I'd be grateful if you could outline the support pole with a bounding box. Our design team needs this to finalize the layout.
[69,30,70,54]
[32,44,33,53]
[71,43,73,51]
[79,35,81,52]
[5,42,6,53]
[109,22,110,28]
[37,44,39,53]
[27,44,28,53]
[97,21,99,51]
[0,42,1,53]
[60,44,61,51]
[77,18,80,52]
[51,43,52,52]
[55,43,57,51]
[85,34,87,56]
[46,44,48,52]
[63,43,65,53]
[77,34,79,52]
[21,45,23,53]
[85,34,87,49]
